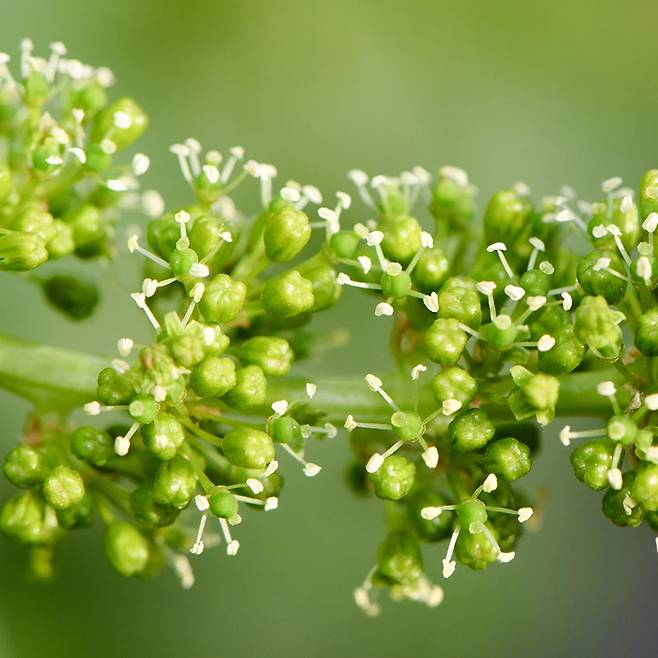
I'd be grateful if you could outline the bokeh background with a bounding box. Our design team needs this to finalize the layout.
[1,1,657,656]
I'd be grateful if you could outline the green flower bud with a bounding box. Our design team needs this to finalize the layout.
[71,426,114,467]
[169,247,199,278]
[0,232,48,271]
[631,464,658,511]
[92,97,148,149]
[407,490,454,542]
[458,498,488,528]
[40,275,99,321]
[519,268,551,296]
[481,315,519,351]
[222,428,275,470]
[104,521,150,576]
[376,531,423,586]
[190,356,236,398]
[263,207,311,262]
[188,322,230,356]
[298,259,341,312]
[576,250,627,304]
[224,365,267,410]
[147,214,180,260]
[508,366,559,426]
[390,411,423,441]
[198,274,247,324]
[455,523,498,570]
[3,444,48,488]
[574,296,623,361]
[484,438,531,481]
[141,414,185,460]
[429,173,476,229]
[56,493,95,530]
[46,220,75,259]
[168,334,205,369]
[270,415,303,451]
[131,485,180,528]
[63,204,103,249]
[449,409,495,452]
[380,216,422,265]
[43,465,85,510]
[240,336,293,376]
[152,456,197,509]
[570,439,616,490]
[602,472,644,527]
[208,486,239,519]
[97,367,136,405]
[12,208,55,242]
[0,491,60,545]
[483,189,532,246]
[537,325,586,375]
[432,367,477,406]
[438,284,482,328]
[329,230,360,259]
[425,318,468,365]
[640,169,658,217]
[70,81,107,116]
[261,270,315,317]
[635,309,658,357]
[607,415,638,446]
[412,248,450,293]
[380,269,412,298]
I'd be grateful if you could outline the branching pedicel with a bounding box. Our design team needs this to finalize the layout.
[1,39,658,613]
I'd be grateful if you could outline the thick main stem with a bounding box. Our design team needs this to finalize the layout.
[0,334,619,423]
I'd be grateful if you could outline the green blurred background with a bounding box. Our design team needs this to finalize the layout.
[1,1,657,656]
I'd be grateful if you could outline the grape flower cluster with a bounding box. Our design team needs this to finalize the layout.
[2,38,658,615]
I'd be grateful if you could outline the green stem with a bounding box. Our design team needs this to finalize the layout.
[0,334,619,426]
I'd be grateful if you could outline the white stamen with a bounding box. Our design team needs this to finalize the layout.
[202,164,220,185]
[189,263,210,278]
[357,256,372,274]
[482,473,498,493]
[366,231,384,247]
[537,335,556,352]
[422,446,439,469]
[69,147,86,164]
[411,364,427,380]
[497,551,516,563]
[132,153,150,176]
[84,401,101,416]
[561,292,573,311]
[597,381,616,397]
[375,302,394,317]
[608,468,623,491]
[423,292,439,313]
[264,461,279,477]
[117,337,134,357]
[271,400,289,416]
[344,415,358,431]
[517,507,533,523]
[526,295,547,312]
[645,393,658,411]
[592,224,608,239]
[442,399,462,416]
[365,374,383,391]
[504,284,525,301]
[195,495,210,512]
[559,425,571,446]
[643,212,658,233]
[366,453,385,473]
[306,383,317,399]
[602,176,622,194]
[303,463,322,477]
[421,506,443,520]
[246,478,264,495]
[420,231,434,248]
[476,280,496,296]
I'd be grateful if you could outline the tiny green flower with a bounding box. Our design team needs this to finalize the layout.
[484,438,532,481]
[570,439,616,490]
[198,274,247,323]
[432,367,477,407]
[380,216,422,265]
[190,356,236,398]
[208,486,239,519]
[141,413,186,460]
[261,270,315,317]
[630,464,658,511]
[0,491,60,545]
[224,365,267,409]
[71,427,115,468]
[152,456,197,509]
[264,207,311,262]
[376,531,423,586]
[104,521,151,577]
[449,409,495,452]
[240,336,293,376]
[42,465,85,511]
[424,318,468,366]
[222,427,275,470]
[3,445,48,488]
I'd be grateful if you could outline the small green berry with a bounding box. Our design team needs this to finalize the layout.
[190,356,236,397]
[264,207,311,262]
[484,438,531,481]
[261,270,315,317]
[152,456,197,509]
[141,414,186,461]
[224,365,267,410]
[208,486,239,519]
[369,455,416,501]
[449,409,495,452]
[3,444,48,488]
[104,521,150,577]
[240,336,293,376]
[570,439,616,490]
[71,427,114,467]
[198,274,247,324]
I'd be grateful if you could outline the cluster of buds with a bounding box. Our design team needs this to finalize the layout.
[1,137,343,584]
[0,39,157,319]
[2,39,658,613]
